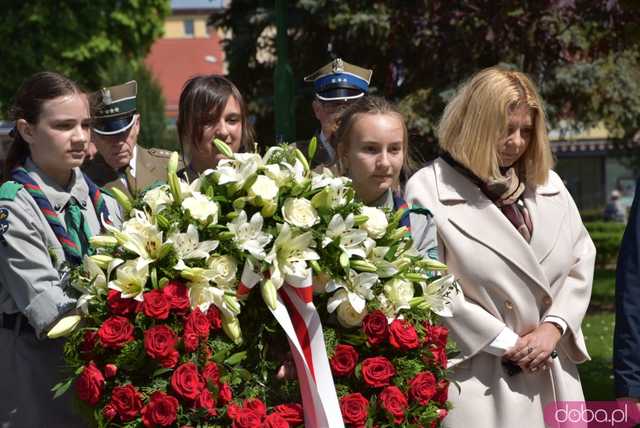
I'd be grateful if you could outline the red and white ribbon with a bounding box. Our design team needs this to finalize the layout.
[270,270,344,428]
[237,260,262,298]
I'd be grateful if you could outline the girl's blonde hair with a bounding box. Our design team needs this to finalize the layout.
[438,67,554,186]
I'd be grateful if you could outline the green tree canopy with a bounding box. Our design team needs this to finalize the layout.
[0,0,170,113]
[212,0,640,159]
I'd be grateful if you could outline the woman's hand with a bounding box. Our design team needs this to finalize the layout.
[503,322,561,372]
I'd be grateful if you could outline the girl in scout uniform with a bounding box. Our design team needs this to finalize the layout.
[0,72,121,427]
[334,95,438,259]
[176,75,254,181]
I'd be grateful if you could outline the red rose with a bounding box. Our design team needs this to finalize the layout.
[207,306,223,330]
[196,389,217,416]
[360,356,396,388]
[262,413,289,428]
[185,308,210,339]
[330,344,359,377]
[232,408,262,428]
[227,403,242,419]
[80,330,98,360]
[142,289,171,320]
[171,362,205,401]
[76,361,104,405]
[273,403,303,426]
[408,371,437,405]
[434,378,449,405]
[104,363,118,378]
[141,391,179,427]
[218,383,233,404]
[162,280,191,313]
[424,323,448,349]
[425,347,447,368]
[107,290,139,315]
[339,393,369,426]
[243,398,267,419]
[159,349,179,368]
[111,384,143,421]
[362,310,388,346]
[103,403,117,421]
[202,362,220,385]
[98,316,135,349]
[388,319,420,350]
[144,325,178,359]
[183,329,199,353]
[379,386,408,424]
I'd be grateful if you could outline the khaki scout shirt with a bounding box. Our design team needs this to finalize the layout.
[0,158,122,337]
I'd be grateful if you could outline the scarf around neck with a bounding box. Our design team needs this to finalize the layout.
[441,152,533,242]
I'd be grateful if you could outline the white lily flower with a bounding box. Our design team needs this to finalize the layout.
[266,223,319,288]
[74,256,108,314]
[326,270,378,314]
[105,210,163,269]
[188,280,240,319]
[421,273,456,317]
[182,192,220,225]
[263,163,292,188]
[227,210,272,260]
[178,176,203,198]
[323,213,368,257]
[143,184,174,215]
[217,153,262,186]
[167,224,219,270]
[108,259,149,301]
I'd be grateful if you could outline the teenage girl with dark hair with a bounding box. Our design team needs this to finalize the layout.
[0,71,121,427]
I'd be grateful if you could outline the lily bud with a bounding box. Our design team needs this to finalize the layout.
[309,260,322,274]
[222,317,243,345]
[339,252,350,271]
[393,257,411,271]
[224,294,241,315]
[261,279,278,310]
[387,226,409,242]
[167,151,179,176]
[417,258,448,271]
[47,315,81,339]
[89,235,118,249]
[404,272,429,282]
[212,138,234,159]
[90,254,114,270]
[110,187,133,216]
[261,200,277,218]
[353,214,369,226]
[350,259,377,273]
[155,214,170,229]
[293,147,310,174]
[307,136,318,162]
[168,172,182,205]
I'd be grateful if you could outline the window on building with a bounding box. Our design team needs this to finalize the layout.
[184,19,194,37]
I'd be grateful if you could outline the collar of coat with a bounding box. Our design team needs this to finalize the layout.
[432,158,566,293]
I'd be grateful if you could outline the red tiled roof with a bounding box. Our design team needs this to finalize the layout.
[145,34,225,118]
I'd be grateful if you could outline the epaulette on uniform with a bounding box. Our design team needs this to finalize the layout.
[0,181,24,201]
[148,148,173,158]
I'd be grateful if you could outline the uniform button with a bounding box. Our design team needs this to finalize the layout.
[81,200,87,207]
[543,296,552,306]
[504,300,514,310]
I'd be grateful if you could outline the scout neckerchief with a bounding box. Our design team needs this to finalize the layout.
[441,152,533,242]
[11,166,112,266]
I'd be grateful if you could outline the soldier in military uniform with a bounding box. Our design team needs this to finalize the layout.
[83,80,174,198]
[0,72,121,427]
[298,58,373,168]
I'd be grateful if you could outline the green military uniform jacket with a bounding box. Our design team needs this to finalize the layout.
[82,145,173,198]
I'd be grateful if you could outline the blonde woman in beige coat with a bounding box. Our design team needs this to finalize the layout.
[406,67,595,428]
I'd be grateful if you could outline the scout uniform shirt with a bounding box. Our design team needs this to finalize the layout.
[0,158,121,337]
[82,145,173,198]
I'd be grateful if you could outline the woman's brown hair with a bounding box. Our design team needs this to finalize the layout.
[177,75,253,157]
[3,71,83,181]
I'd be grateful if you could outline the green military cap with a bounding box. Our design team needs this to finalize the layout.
[93,81,137,135]
[304,58,373,102]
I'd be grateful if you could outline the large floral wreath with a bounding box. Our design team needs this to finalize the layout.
[53,140,457,427]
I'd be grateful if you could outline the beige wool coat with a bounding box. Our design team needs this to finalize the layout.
[406,158,595,428]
